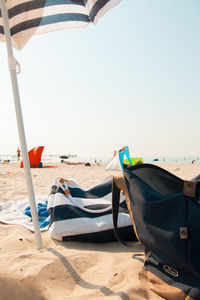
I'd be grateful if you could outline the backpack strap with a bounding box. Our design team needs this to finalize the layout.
[112,175,139,246]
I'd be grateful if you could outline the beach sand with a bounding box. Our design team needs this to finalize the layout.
[0,162,200,300]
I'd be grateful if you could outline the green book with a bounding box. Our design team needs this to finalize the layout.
[123,158,143,165]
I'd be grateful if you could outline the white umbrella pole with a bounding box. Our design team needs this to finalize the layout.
[0,0,43,250]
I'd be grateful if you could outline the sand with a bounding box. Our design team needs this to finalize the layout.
[0,161,200,300]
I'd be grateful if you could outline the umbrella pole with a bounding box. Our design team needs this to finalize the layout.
[0,0,43,250]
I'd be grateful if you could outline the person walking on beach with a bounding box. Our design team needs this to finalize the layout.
[17,147,21,160]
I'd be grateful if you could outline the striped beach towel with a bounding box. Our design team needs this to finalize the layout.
[48,176,135,242]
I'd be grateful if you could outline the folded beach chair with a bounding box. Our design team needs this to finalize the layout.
[112,164,200,300]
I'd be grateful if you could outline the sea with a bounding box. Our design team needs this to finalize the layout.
[0,154,200,164]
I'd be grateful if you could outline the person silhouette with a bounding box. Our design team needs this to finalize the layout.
[17,147,21,160]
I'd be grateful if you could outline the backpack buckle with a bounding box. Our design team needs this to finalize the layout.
[183,181,196,197]
[180,227,188,239]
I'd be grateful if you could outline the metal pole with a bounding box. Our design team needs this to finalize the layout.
[0,0,43,250]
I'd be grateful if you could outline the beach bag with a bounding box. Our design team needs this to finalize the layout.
[112,163,200,300]
[47,177,137,242]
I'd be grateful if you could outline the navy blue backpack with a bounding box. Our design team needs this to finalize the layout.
[112,163,200,300]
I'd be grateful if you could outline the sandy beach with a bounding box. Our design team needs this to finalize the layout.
[0,162,200,300]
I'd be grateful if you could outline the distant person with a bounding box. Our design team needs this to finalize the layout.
[94,159,100,166]
[17,147,21,160]
[113,151,117,156]
[3,160,10,163]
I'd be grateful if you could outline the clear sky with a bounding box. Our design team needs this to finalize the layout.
[0,0,200,158]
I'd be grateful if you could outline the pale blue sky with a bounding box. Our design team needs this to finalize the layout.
[0,0,200,158]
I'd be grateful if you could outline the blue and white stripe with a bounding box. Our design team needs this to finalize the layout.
[48,177,134,242]
[0,176,134,242]
[0,0,122,49]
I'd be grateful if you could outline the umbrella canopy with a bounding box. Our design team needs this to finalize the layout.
[0,0,122,249]
[0,0,122,50]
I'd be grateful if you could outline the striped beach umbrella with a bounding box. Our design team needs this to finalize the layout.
[0,0,122,250]
[0,1,122,50]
